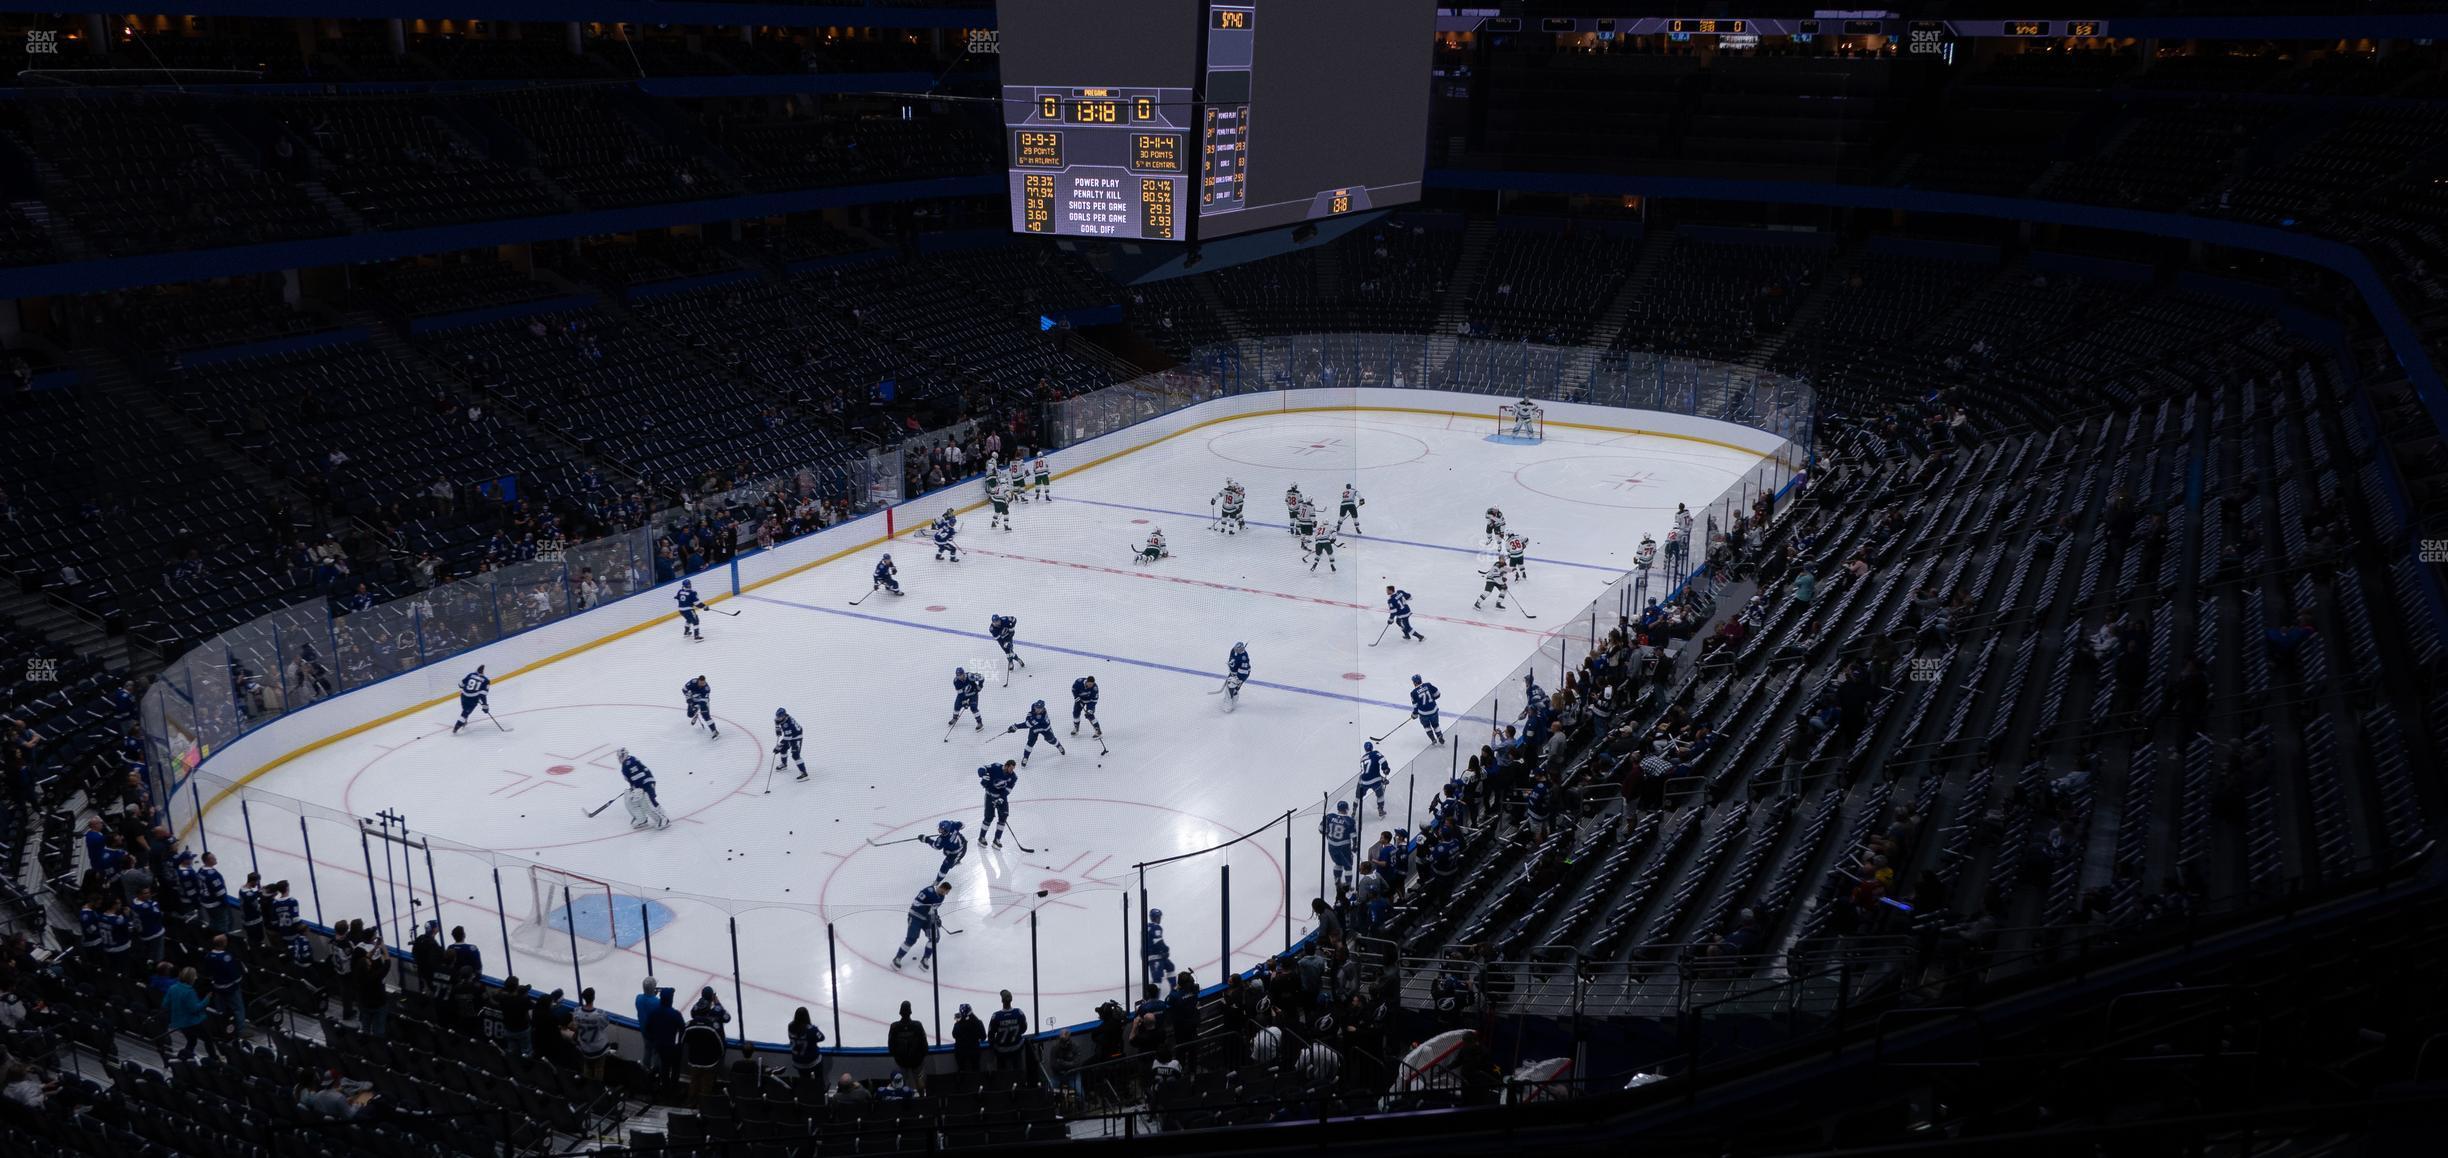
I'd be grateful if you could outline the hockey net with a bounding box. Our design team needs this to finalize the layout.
[1497,404,1546,441]
[512,865,622,965]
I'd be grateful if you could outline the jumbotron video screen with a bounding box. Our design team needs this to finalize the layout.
[997,0,1434,243]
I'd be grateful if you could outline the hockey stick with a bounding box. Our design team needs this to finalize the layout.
[864,835,930,848]
[763,752,779,794]
[1370,715,1415,743]
[584,794,622,818]
[1003,820,1041,854]
[1208,496,1221,533]
[848,583,880,606]
[1368,620,1395,647]
[701,605,743,617]
[1514,598,1539,620]
[483,706,512,732]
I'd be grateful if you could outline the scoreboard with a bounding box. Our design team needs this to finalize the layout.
[999,0,1434,243]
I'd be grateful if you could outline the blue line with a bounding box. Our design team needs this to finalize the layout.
[1054,496,1628,574]
[741,593,1496,725]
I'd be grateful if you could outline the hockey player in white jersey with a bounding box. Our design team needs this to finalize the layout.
[1133,528,1169,565]
[1483,507,1507,543]
[619,749,672,829]
[1214,480,1246,534]
[1473,560,1510,610]
[1505,534,1529,581]
[1031,455,1051,502]
[1305,526,1339,573]
[987,474,1015,531]
[1284,484,1304,533]
[1336,484,1363,534]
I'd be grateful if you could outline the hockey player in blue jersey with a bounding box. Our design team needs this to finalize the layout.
[1142,908,1174,987]
[932,509,961,562]
[773,708,808,781]
[1357,742,1390,818]
[977,759,1018,847]
[683,676,718,738]
[451,665,490,733]
[1410,675,1444,745]
[946,667,985,734]
[1223,642,1251,712]
[1322,801,1360,889]
[871,553,903,597]
[921,820,968,881]
[618,748,671,829]
[1005,700,1066,765]
[989,615,1026,674]
[675,579,705,641]
[1069,676,1102,739]
[892,881,951,971]
[1384,586,1424,642]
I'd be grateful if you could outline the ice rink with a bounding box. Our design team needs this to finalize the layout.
[200,407,1767,1042]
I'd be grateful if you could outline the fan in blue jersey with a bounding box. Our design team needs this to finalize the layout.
[1357,742,1390,818]
[683,676,718,738]
[1069,676,1102,738]
[921,820,968,881]
[947,667,985,733]
[451,665,490,733]
[1384,586,1424,642]
[891,881,951,971]
[989,615,1026,673]
[619,748,671,829]
[675,579,705,641]
[1223,643,1251,712]
[1141,908,1174,987]
[1322,801,1360,889]
[872,553,903,597]
[1409,675,1444,746]
[977,760,1018,848]
[773,708,808,781]
[932,509,961,562]
[1004,700,1066,765]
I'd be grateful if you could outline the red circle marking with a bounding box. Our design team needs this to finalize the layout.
[1130,518,1149,524]
[1205,424,1431,472]
[545,764,574,776]
[1342,672,1366,681]
[925,605,947,612]
[1040,879,1070,895]
[1509,453,1742,510]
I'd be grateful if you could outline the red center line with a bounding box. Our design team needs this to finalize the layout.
[959,545,1555,639]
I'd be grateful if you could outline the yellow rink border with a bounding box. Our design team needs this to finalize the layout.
[179,403,1795,837]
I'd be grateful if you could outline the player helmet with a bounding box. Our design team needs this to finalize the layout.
[1336,801,1349,813]
[1363,741,1375,753]
[883,552,893,561]
[680,578,693,588]
[1396,828,1409,839]
[945,508,955,519]
[1233,641,1246,652]
[1411,674,1422,684]
[1032,699,1045,708]
[774,708,787,720]
[938,820,957,834]
[615,747,628,761]
[955,666,967,677]
[1150,909,1163,921]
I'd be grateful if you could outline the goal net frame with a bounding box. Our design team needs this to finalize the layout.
[513,865,622,965]
[1497,403,1546,441]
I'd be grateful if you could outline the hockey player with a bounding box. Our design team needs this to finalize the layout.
[1284,484,1304,531]
[1634,534,1658,572]
[1323,801,1360,889]
[1505,534,1529,581]
[987,473,1015,531]
[947,667,985,732]
[619,748,671,829]
[873,553,904,597]
[1031,455,1052,502]
[1385,586,1424,642]
[1474,560,1511,611]
[1142,908,1174,987]
[1134,528,1169,565]
[1307,526,1339,573]
[932,509,962,562]
[773,708,808,781]
[1216,480,1246,534]
[675,579,706,642]
[921,820,968,881]
[1290,499,1318,541]
[451,665,490,733]
[892,881,950,971]
[1357,741,1390,818]
[1483,507,1507,543]
[1069,676,1102,738]
[1223,642,1251,712]
[1410,675,1445,746]
[683,675,718,738]
[1005,700,1066,765]
[989,615,1026,673]
[1510,396,1542,439]
[978,759,1018,847]
[1337,484,1364,534]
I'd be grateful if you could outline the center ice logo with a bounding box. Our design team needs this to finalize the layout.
[1609,472,1659,491]
[1289,437,1346,456]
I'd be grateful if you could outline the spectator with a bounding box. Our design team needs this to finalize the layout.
[202,933,246,1038]
[357,936,393,1037]
[1043,1027,1091,1100]
[951,1002,985,1071]
[830,1071,874,1108]
[886,1000,928,1089]
[876,1071,917,1102]
[295,1067,374,1121]
[162,966,218,1061]
[688,986,731,1039]
[988,990,1028,1074]
[3,1063,57,1109]
[573,988,613,1080]
[787,1006,827,1088]
[642,987,685,1085]
[681,1006,727,1103]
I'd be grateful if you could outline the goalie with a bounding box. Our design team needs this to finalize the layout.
[1508,397,1543,440]
[619,748,672,830]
